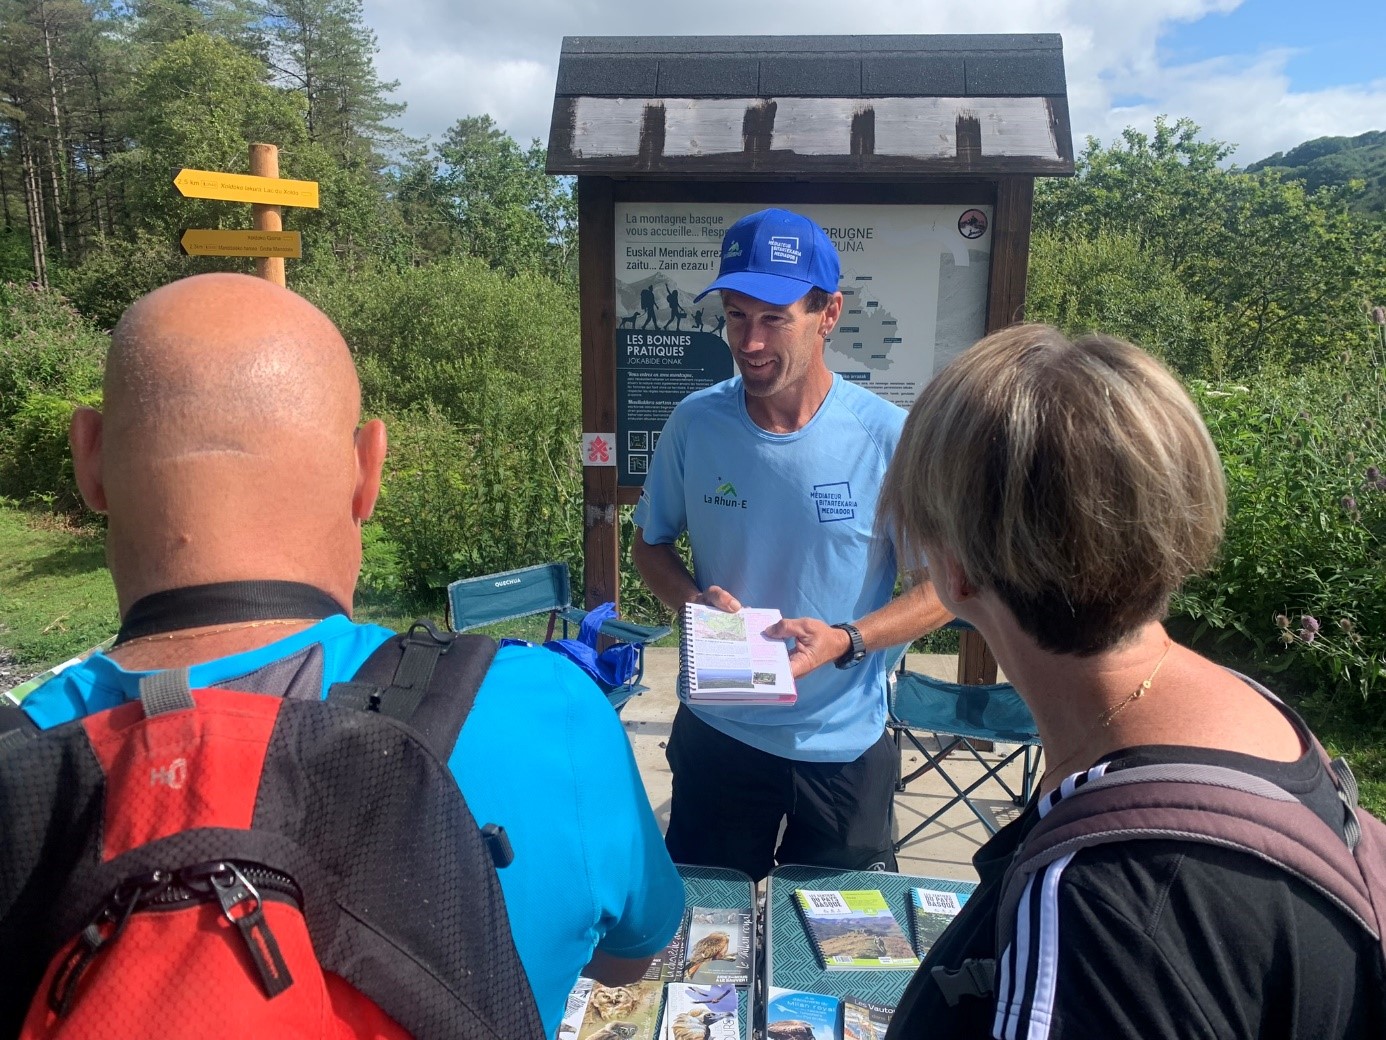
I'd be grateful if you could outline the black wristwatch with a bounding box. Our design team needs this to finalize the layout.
[831,622,866,669]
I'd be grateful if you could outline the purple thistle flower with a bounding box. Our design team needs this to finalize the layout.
[1299,629,1317,645]
[1300,615,1321,634]
[1339,618,1355,634]
[1368,466,1382,483]
[1342,495,1359,514]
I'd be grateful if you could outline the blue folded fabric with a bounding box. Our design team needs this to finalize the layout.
[499,602,639,692]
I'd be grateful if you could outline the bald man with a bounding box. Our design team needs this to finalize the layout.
[20,274,685,1036]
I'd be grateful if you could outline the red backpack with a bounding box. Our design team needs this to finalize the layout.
[0,620,546,1039]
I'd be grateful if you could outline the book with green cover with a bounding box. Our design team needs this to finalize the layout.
[909,887,969,960]
[793,890,920,971]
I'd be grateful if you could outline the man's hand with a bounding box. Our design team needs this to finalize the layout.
[764,616,850,678]
[691,584,742,613]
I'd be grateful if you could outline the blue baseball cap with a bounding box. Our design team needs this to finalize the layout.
[694,208,841,306]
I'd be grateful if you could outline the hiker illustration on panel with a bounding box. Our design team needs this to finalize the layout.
[664,285,686,330]
[640,285,660,329]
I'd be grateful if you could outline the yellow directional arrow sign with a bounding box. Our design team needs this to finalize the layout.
[173,168,319,208]
[179,229,303,258]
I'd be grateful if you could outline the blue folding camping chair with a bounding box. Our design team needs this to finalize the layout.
[445,562,670,712]
[889,627,1043,850]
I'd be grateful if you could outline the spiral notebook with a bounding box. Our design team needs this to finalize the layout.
[680,603,797,705]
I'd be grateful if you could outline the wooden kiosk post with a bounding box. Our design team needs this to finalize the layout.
[546,35,1073,684]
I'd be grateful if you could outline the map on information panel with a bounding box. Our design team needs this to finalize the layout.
[612,202,993,486]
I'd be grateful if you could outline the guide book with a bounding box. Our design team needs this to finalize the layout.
[681,604,796,705]
[794,890,920,971]
[766,987,840,1040]
[842,995,895,1040]
[909,887,970,959]
[681,907,752,985]
[660,983,738,1040]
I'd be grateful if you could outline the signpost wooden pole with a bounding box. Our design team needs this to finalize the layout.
[249,143,286,287]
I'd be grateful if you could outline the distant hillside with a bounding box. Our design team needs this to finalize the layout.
[1246,130,1386,214]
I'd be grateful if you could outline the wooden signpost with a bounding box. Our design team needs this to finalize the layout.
[173,142,318,286]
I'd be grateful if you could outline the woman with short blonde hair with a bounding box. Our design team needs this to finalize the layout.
[882,326,1379,1040]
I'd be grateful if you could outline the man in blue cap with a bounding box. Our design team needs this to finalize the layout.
[632,208,951,879]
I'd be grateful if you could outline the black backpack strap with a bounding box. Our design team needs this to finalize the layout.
[328,618,497,763]
[995,763,1386,964]
[0,704,39,753]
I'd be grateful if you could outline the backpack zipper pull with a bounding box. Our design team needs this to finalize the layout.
[198,862,295,998]
[49,870,170,1016]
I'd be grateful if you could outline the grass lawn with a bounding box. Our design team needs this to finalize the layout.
[0,506,117,667]
[3,503,1382,817]
[0,502,590,670]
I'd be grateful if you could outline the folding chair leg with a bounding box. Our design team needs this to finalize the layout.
[893,733,1039,851]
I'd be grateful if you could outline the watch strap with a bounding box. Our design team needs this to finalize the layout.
[831,622,866,668]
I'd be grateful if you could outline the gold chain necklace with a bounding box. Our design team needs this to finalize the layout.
[114,617,316,650]
[1041,639,1174,787]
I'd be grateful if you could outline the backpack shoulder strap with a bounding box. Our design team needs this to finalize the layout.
[327,618,497,763]
[0,704,39,753]
[995,763,1386,965]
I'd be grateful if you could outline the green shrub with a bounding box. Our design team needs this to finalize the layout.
[298,257,579,426]
[372,401,583,593]
[1174,350,1386,703]
[56,232,214,330]
[0,390,100,510]
[0,283,107,426]
[1027,229,1219,376]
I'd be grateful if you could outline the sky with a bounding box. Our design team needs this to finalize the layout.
[363,0,1386,166]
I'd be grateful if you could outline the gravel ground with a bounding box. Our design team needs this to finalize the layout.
[0,647,41,692]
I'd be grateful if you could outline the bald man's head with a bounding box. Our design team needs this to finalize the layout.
[105,273,360,450]
[73,273,387,614]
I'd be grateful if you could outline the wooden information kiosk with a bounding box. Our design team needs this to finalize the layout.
[545,34,1074,681]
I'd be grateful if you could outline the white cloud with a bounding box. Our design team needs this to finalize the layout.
[363,0,1385,162]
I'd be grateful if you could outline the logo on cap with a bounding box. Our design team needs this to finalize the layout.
[723,240,743,260]
[768,236,801,265]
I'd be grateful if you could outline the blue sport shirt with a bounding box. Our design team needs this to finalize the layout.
[22,615,685,1037]
[634,374,907,762]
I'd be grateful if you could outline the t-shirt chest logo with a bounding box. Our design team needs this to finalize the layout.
[811,481,858,523]
[703,478,747,510]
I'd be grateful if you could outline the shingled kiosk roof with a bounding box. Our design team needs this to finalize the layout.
[546,35,1074,178]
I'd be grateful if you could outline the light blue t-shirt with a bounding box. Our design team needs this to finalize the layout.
[634,374,907,762]
[22,616,685,1038]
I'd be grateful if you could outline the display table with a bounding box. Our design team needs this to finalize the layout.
[764,864,977,1010]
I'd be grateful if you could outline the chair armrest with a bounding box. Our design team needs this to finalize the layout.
[556,607,671,644]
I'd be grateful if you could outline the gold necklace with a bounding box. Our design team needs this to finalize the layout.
[1041,639,1174,787]
[114,617,316,650]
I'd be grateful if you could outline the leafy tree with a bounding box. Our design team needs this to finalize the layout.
[1036,117,1384,372]
[398,115,575,280]
[1026,228,1213,375]
[254,0,404,167]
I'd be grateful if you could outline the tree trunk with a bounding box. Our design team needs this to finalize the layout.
[20,131,48,287]
[38,0,68,257]
[0,158,16,228]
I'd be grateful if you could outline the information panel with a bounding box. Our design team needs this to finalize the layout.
[614,202,992,485]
